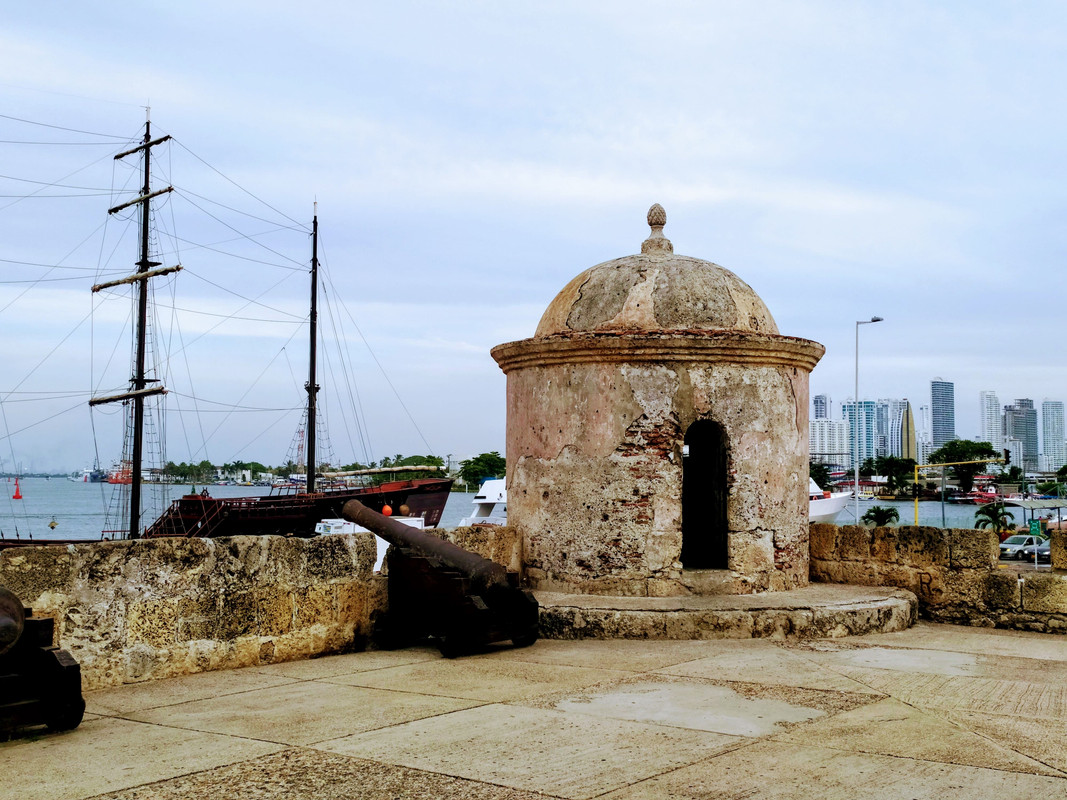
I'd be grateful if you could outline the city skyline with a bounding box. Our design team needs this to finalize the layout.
[813,384,1067,472]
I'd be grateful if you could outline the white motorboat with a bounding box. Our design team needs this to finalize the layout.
[809,479,852,524]
[458,477,848,527]
[458,478,507,526]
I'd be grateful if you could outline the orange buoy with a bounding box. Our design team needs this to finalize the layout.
[382,504,392,517]
[12,478,21,500]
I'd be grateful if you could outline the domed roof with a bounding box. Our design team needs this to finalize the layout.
[535,205,778,337]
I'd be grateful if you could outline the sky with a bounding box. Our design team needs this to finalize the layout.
[1,1,1066,474]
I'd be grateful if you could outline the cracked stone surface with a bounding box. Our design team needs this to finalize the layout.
[6,620,1067,799]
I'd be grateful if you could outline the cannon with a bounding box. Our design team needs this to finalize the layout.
[342,500,539,657]
[0,586,85,736]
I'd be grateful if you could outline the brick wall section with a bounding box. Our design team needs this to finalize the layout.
[811,524,1067,633]
[0,534,383,690]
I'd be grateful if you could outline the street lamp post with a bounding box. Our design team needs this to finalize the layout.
[854,316,884,523]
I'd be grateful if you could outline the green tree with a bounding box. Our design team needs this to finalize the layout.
[861,505,899,526]
[874,456,917,493]
[859,458,877,478]
[809,462,831,489]
[459,452,506,489]
[928,440,997,494]
[975,503,1015,534]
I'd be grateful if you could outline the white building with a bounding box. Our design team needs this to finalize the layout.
[979,390,1002,451]
[809,418,850,469]
[1042,399,1065,471]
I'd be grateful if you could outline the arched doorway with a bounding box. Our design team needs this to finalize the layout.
[681,419,729,569]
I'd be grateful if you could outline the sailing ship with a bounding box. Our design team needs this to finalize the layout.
[137,180,451,539]
[1,119,450,548]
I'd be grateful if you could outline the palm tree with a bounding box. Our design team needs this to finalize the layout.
[862,505,899,526]
[975,503,1015,534]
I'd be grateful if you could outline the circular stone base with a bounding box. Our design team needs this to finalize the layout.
[536,584,917,641]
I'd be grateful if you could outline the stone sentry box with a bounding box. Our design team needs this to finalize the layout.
[492,206,824,596]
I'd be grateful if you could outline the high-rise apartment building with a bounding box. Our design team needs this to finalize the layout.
[1003,399,1038,471]
[843,400,878,470]
[813,394,830,420]
[1042,400,1065,471]
[930,378,955,449]
[979,390,1002,450]
[809,418,850,469]
[891,400,917,461]
[877,398,909,457]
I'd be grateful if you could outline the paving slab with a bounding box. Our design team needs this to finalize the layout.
[796,640,1067,683]
[126,680,482,746]
[92,749,551,800]
[600,740,1067,800]
[246,646,442,680]
[654,639,883,693]
[0,715,283,800]
[320,703,743,800]
[822,667,1067,719]
[771,697,1064,776]
[552,677,827,736]
[947,710,1067,774]
[86,665,300,715]
[480,636,718,672]
[847,620,1067,661]
[325,656,626,703]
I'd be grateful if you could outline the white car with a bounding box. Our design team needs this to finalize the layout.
[999,534,1046,560]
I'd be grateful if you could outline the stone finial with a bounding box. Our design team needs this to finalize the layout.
[641,203,673,254]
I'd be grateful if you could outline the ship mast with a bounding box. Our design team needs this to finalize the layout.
[305,209,320,493]
[90,112,180,537]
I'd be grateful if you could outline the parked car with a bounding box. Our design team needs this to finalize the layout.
[1019,541,1052,564]
[999,534,1047,560]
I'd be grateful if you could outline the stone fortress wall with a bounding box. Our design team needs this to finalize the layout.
[810,524,1067,633]
[2,523,1065,690]
[0,534,383,690]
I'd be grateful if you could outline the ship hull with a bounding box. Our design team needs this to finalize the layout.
[142,477,453,538]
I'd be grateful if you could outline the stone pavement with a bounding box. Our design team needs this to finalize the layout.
[5,622,1067,800]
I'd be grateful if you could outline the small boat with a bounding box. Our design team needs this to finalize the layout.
[809,479,851,524]
[458,478,507,526]
[107,461,132,485]
[68,466,109,483]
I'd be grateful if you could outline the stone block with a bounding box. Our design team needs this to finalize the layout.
[258,586,296,636]
[982,570,1021,612]
[947,528,998,569]
[0,545,78,599]
[1051,529,1067,570]
[807,524,837,562]
[214,590,259,640]
[835,526,871,561]
[127,597,182,648]
[869,528,898,562]
[893,526,949,567]
[1021,573,1067,613]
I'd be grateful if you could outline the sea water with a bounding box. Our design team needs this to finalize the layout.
[0,478,480,543]
[0,479,1050,544]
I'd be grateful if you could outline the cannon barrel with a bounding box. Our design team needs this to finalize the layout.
[342,499,508,590]
[0,587,25,657]
[341,499,538,657]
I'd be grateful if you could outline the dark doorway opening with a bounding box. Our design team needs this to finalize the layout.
[681,419,729,569]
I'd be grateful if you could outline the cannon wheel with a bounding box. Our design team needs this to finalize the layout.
[0,587,25,657]
[41,649,85,732]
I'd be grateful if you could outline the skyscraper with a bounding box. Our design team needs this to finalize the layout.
[1003,399,1038,471]
[891,400,917,461]
[843,400,878,469]
[979,390,1001,450]
[813,394,829,420]
[931,378,955,449]
[1042,400,1065,471]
